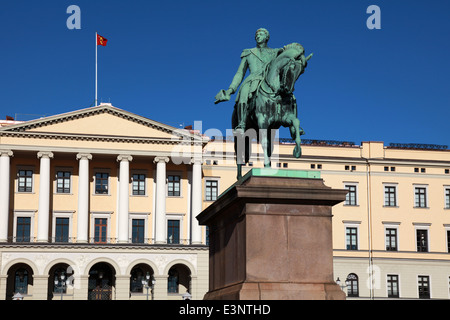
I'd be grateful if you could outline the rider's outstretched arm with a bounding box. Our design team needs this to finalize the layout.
[228,57,248,95]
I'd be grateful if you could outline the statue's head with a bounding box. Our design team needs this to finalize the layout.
[255,28,270,44]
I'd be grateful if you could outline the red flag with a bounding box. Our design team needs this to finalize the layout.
[97,34,108,46]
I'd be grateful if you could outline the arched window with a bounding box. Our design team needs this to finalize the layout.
[130,266,145,293]
[88,262,115,300]
[53,267,69,294]
[347,273,359,297]
[6,264,34,300]
[167,264,191,294]
[14,268,28,294]
[168,268,179,293]
[130,264,154,294]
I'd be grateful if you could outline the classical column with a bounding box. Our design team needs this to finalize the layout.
[0,150,13,242]
[37,151,54,243]
[153,156,169,244]
[191,158,203,244]
[117,154,133,243]
[76,153,92,243]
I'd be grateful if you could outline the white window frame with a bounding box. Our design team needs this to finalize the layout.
[131,170,148,197]
[448,275,450,299]
[93,169,111,196]
[54,167,74,194]
[413,223,431,252]
[444,186,450,210]
[386,274,401,298]
[413,184,428,208]
[417,274,432,299]
[343,182,359,206]
[52,211,74,242]
[166,171,183,198]
[166,213,185,243]
[16,166,35,194]
[383,222,400,251]
[129,212,150,243]
[13,210,36,242]
[205,177,220,201]
[90,212,113,243]
[445,225,450,253]
[383,183,398,207]
[343,221,361,250]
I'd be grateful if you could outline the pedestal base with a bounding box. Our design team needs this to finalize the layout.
[204,282,345,300]
[197,169,347,300]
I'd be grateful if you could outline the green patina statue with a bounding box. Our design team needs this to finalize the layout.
[215,28,313,179]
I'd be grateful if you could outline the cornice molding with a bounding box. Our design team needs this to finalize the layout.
[0,130,204,145]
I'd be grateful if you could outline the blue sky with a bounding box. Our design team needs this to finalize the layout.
[1,0,449,146]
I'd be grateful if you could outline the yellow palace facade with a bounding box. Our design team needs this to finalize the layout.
[0,104,449,300]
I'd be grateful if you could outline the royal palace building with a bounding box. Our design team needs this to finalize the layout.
[0,104,449,300]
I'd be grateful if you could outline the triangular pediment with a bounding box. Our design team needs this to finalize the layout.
[0,104,204,143]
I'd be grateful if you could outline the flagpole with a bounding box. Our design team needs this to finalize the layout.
[95,31,98,106]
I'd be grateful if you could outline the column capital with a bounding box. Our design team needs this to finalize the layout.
[0,150,13,157]
[37,151,54,159]
[76,153,93,161]
[117,154,133,162]
[190,158,203,165]
[153,156,169,164]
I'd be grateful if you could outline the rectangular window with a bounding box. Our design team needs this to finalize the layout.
[346,227,358,250]
[387,275,399,298]
[16,217,31,242]
[416,229,428,252]
[132,219,145,244]
[94,218,107,243]
[132,174,146,196]
[345,185,357,206]
[56,171,71,194]
[385,228,398,251]
[205,180,218,201]
[55,217,69,243]
[384,186,397,207]
[18,170,33,192]
[418,276,430,299]
[447,230,450,253]
[445,188,450,209]
[168,175,180,197]
[414,187,427,208]
[95,172,109,194]
[167,220,180,244]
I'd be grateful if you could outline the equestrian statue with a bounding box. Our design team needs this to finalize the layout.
[215,28,313,179]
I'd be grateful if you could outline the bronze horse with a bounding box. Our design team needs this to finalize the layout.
[232,43,312,179]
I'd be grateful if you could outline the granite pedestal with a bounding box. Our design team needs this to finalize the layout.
[196,169,347,300]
